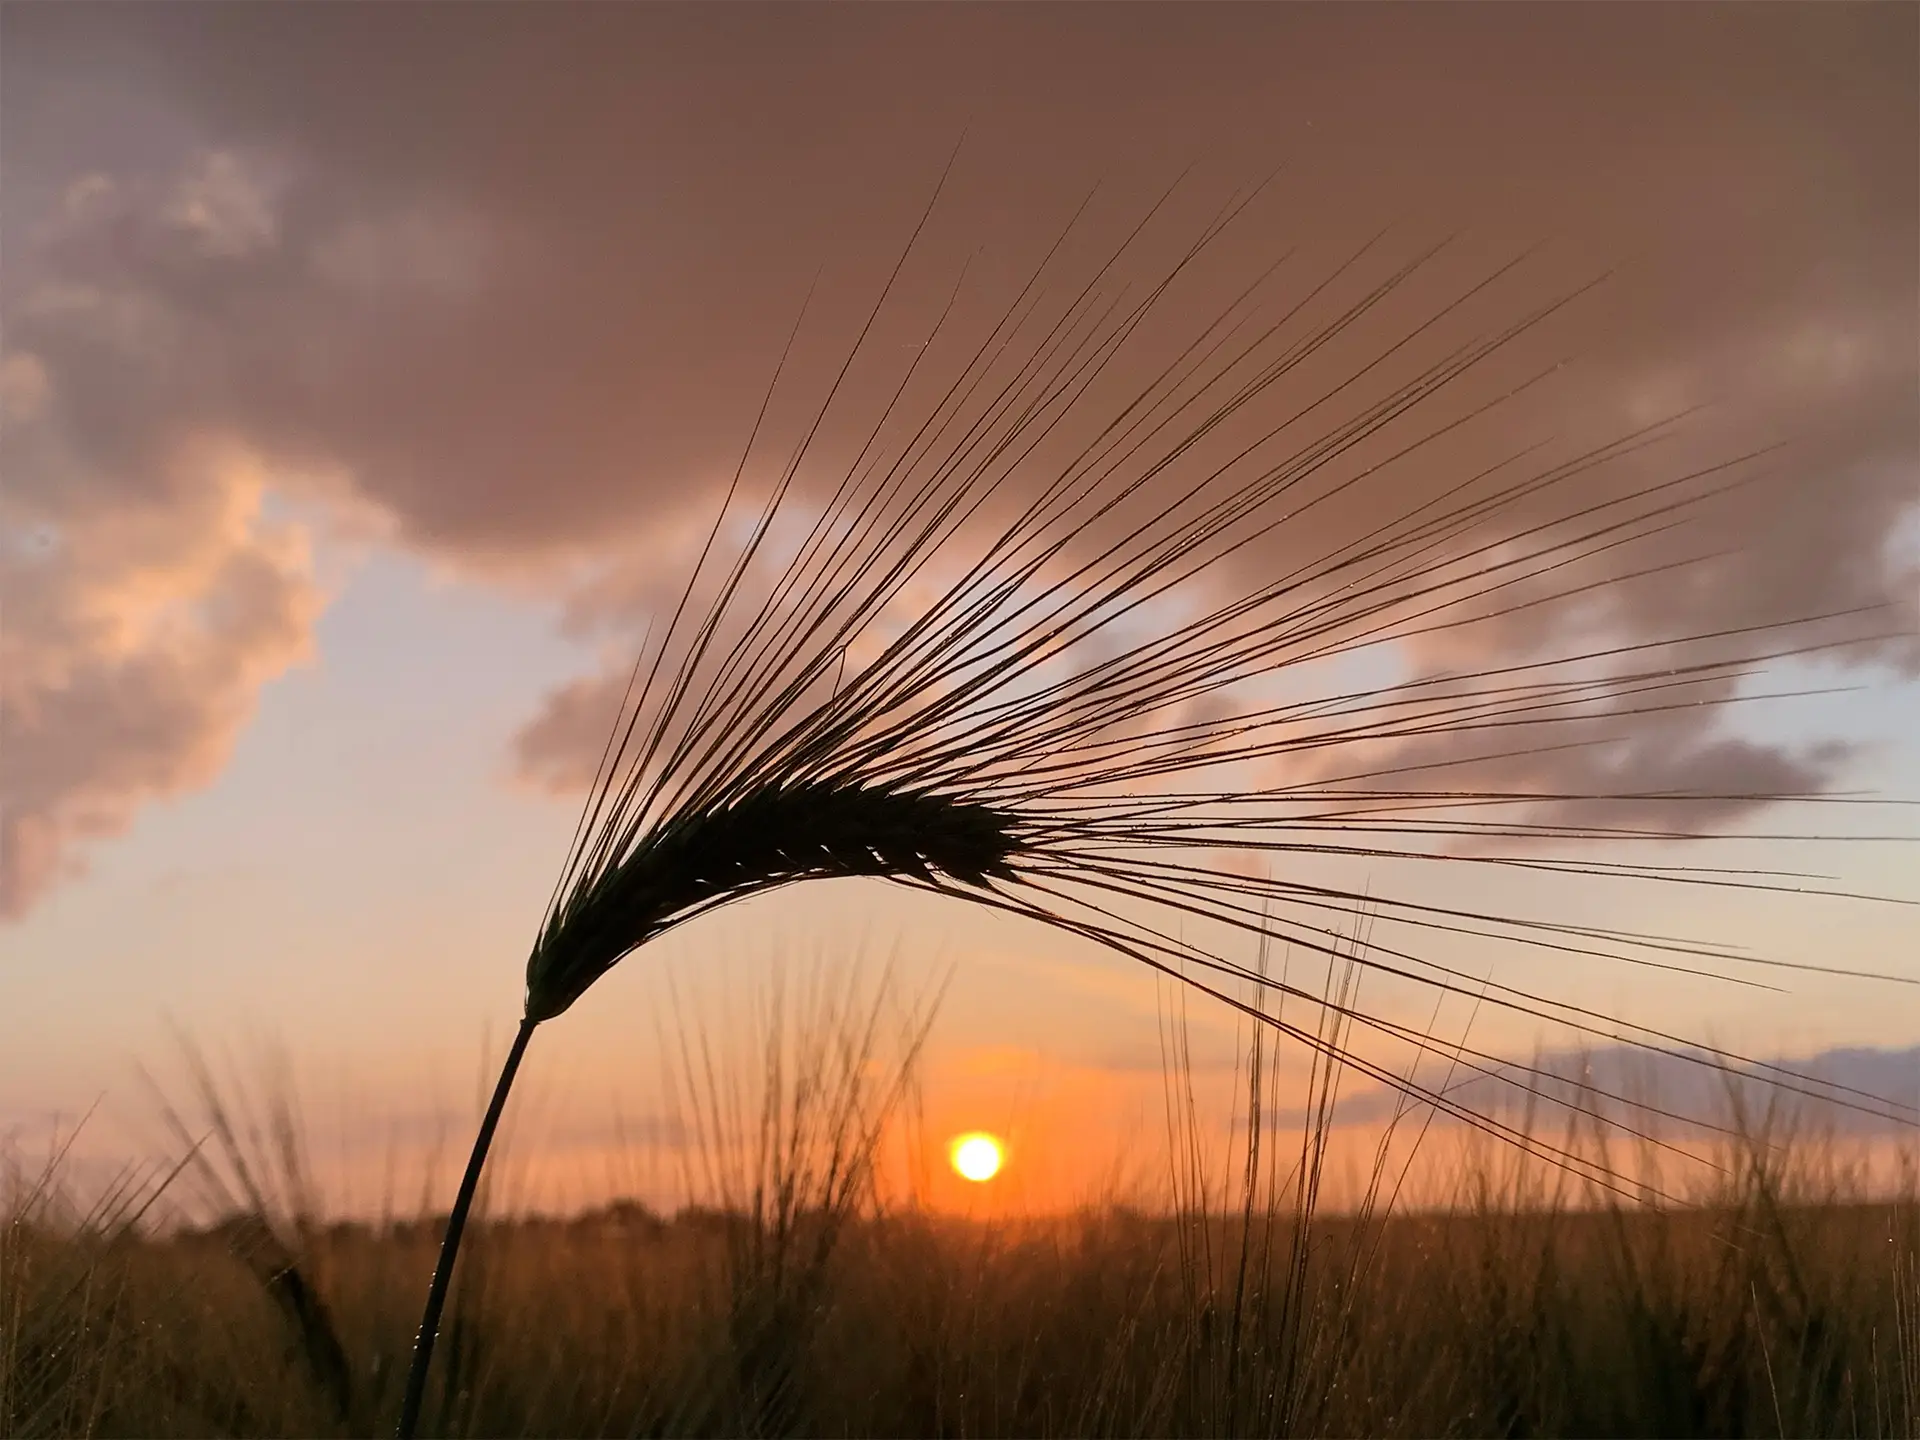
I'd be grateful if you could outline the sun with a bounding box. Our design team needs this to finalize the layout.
[948,1132,1004,1183]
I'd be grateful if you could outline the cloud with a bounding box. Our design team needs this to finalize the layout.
[1,433,321,914]
[160,150,282,260]
[512,670,629,796]
[0,143,333,913]
[2,5,1913,915]
[1306,1042,1920,1137]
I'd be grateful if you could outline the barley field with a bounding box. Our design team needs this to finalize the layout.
[6,10,1915,1439]
[7,988,1916,1440]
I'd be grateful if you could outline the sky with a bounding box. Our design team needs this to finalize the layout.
[3,4,1916,1216]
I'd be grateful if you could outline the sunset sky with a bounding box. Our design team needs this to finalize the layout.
[4,4,1915,1214]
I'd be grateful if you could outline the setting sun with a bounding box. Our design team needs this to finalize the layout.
[949,1132,1005,1183]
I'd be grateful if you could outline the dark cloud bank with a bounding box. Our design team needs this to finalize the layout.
[1312,1042,1920,1138]
[3,5,1915,916]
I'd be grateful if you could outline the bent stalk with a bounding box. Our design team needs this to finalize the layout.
[393,174,1914,1434]
[396,1017,536,1440]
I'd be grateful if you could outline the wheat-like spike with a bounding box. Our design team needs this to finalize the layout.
[525,781,1024,1023]
[397,173,1915,1436]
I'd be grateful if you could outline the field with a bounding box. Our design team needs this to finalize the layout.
[8,9,1916,1439]
[7,988,1917,1439]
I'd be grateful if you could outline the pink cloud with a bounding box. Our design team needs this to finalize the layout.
[3,4,1913,916]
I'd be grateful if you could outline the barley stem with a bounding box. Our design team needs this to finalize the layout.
[397,1016,536,1439]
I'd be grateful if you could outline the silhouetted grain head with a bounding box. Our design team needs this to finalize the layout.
[399,167,1917,1437]
[506,169,1913,1155]
[526,780,1024,1022]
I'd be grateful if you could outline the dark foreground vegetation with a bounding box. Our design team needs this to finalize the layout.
[7,979,1917,1438]
[9,1167,1916,1438]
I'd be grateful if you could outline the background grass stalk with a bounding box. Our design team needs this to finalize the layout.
[398,1018,537,1440]
[10,968,1917,1438]
[359,170,1913,1435]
